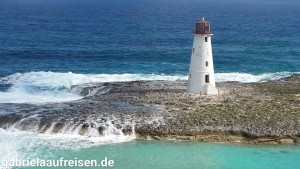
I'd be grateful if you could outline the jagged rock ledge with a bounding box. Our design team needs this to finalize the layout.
[0,74,300,145]
[132,74,300,145]
[135,133,300,145]
[122,74,300,145]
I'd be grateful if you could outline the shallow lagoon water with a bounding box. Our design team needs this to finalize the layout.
[2,129,298,169]
[19,140,300,169]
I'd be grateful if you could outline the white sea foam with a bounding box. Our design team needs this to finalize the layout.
[215,72,296,83]
[0,128,134,168]
[0,116,135,166]
[0,71,186,103]
[0,71,297,103]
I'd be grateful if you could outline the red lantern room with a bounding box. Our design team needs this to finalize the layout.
[194,17,211,34]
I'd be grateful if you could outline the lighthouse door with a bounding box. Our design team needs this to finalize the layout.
[205,75,210,83]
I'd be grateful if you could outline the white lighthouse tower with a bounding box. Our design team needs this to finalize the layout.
[187,17,218,95]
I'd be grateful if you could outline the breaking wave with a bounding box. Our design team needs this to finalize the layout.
[0,126,134,168]
[0,71,297,103]
[215,72,296,83]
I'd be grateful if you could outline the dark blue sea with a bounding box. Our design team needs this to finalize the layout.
[0,0,299,103]
[1,1,300,168]
[1,0,300,75]
[1,0,300,103]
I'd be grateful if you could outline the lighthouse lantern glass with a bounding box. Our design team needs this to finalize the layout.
[205,24,210,32]
[199,23,205,30]
[194,22,211,34]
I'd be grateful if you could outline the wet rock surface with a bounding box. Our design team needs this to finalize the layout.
[0,74,300,144]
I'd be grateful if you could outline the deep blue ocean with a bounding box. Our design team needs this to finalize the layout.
[1,0,299,77]
[1,0,300,103]
[0,0,300,169]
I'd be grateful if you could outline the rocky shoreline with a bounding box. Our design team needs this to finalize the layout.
[0,74,299,145]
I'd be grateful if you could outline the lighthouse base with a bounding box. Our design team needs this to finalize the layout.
[203,84,218,95]
[187,84,218,95]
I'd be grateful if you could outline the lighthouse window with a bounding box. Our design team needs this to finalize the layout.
[205,26,210,31]
[206,61,208,66]
[205,37,208,42]
[192,48,195,53]
[205,75,210,83]
[199,23,205,30]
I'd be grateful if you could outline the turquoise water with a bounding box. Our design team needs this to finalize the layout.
[18,141,300,169]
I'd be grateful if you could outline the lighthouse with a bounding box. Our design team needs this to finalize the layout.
[187,17,218,95]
